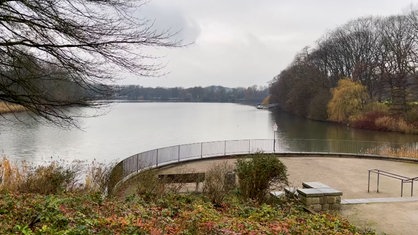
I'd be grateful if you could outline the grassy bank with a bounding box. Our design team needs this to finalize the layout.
[0,102,26,114]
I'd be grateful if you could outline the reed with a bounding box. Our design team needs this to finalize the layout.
[366,145,418,159]
[0,102,26,114]
[0,157,112,194]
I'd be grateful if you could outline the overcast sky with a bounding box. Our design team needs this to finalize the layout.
[122,0,417,88]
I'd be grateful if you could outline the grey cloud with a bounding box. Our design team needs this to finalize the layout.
[123,0,415,88]
[138,3,201,44]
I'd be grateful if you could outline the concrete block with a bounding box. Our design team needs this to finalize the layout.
[297,188,324,197]
[326,196,337,204]
[317,187,343,196]
[302,181,330,189]
[336,196,341,203]
[307,197,320,205]
[331,204,341,210]
[309,204,322,212]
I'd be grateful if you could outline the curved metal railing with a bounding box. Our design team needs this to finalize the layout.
[108,139,418,192]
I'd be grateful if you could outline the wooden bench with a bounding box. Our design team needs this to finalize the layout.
[158,173,205,191]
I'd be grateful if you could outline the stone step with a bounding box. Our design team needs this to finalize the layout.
[341,197,418,205]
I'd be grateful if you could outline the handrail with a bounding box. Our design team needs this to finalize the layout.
[108,139,418,194]
[368,169,418,197]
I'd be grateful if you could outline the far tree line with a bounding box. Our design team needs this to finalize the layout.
[270,10,418,133]
[112,85,269,103]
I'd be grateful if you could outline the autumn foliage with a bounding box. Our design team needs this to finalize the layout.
[327,78,369,123]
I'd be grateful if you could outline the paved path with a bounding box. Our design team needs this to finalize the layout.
[342,197,418,204]
[158,156,418,235]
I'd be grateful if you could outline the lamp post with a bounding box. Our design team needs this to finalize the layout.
[273,123,278,153]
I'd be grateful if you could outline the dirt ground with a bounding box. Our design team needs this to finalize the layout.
[156,156,418,235]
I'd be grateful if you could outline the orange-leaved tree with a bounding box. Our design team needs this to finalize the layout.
[327,78,369,123]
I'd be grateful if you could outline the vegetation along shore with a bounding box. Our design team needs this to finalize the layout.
[269,11,418,134]
[0,156,376,234]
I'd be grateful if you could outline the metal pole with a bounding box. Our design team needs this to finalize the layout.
[377,171,380,193]
[411,180,414,197]
[156,149,159,167]
[137,154,140,173]
[273,131,276,153]
[178,145,181,162]
[401,180,403,197]
[201,142,203,159]
[368,170,371,193]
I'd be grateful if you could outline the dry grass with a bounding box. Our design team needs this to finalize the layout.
[0,102,26,114]
[0,158,28,191]
[365,145,418,159]
[203,161,235,205]
[0,157,112,194]
[374,116,418,134]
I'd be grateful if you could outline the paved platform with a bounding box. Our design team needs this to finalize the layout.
[157,156,418,235]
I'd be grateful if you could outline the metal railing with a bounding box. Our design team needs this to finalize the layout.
[108,139,418,192]
[368,169,418,197]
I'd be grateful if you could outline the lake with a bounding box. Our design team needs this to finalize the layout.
[1,102,418,163]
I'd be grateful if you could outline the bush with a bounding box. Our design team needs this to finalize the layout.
[374,116,418,134]
[236,154,288,203]
[363,102,390,114]
[405,106,418,124]
[1,158,113,195]
[203,161,235,206]
[135,169,165,201]
[349,112,388,131]
[18,162,80,194]
[84,160,114,195]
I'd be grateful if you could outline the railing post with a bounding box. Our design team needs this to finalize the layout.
[273,138,276,153]
[201,142,203,159]
[178,145,181,162]
[377,170,380,193]
[137,154,140,173]
[401,180,403,197]
[411,180,414,197]
[156,149,159,167]
[368,170,371,193]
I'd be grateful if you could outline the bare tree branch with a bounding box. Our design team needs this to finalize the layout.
[0,0,179,126]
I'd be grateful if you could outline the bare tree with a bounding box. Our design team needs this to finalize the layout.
[376,15,416,114]
[0,0,178,125]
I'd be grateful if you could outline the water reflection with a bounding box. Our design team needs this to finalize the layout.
[272,110,418,153]
[1,103,417,164]
[272,110,418,143]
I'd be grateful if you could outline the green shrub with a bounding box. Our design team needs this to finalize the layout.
[236,154,288,203]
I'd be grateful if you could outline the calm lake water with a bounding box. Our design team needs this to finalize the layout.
[1,102,418,163]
